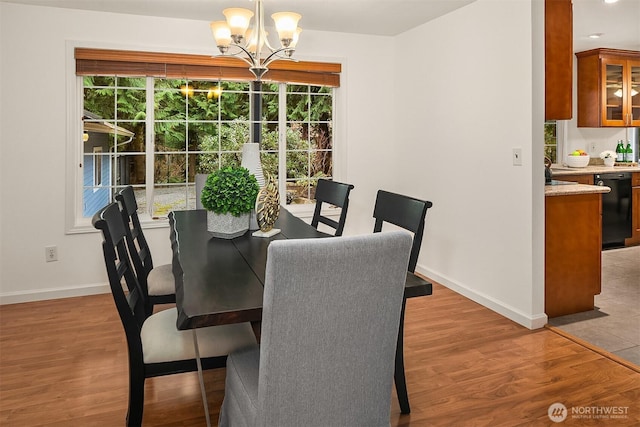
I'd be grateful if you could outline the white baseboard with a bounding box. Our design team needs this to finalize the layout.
[417,266,548,330]
[0,283,110,305]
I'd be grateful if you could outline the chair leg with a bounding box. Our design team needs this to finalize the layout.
[127,364,145,427]
[395,298,411,414]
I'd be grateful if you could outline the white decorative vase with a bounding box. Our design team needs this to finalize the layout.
[241,143,265,230]
[241,143,265,187]
[206,210,249,239]
[604,157,615,167]
[195,173,208,209]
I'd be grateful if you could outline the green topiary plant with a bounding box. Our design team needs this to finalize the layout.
[201,166,259,217]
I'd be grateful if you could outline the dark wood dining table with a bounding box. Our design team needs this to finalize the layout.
[168,208,432,424]
[168,208,433,332]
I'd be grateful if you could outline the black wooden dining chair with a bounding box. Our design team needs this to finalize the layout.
[93,202,256,427]
[311,178,355,236]
[116,186,175,315]
[373,189,433,414]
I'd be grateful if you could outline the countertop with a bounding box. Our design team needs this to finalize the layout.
[545,164,637,197]
[544,181,610,197]
[551,164,640,175]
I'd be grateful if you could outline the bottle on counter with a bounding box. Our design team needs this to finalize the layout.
[616,140,624,162]
[625,141,633,163]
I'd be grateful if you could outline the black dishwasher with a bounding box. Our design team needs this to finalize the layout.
[595,173,632,249]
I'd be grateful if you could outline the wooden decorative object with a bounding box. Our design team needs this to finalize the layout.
[253,174,281,237]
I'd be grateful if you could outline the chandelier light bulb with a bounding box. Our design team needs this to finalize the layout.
[283,27,302,57]
[272,12,302,47]
[290,27,302,47]
[246,29,268,55]
[223,8,254,42]
[210,21,232,53]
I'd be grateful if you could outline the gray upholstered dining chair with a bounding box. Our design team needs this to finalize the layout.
[310,178,355,236]
[116,186,175,315]
[93,202,257,427]
[218,231,412,427]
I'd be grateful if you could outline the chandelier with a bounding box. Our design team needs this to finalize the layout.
[210,0,302,80]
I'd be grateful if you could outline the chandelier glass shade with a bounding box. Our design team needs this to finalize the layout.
[210,0,302,80]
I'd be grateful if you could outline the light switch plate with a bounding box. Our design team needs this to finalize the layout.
[513,148,522,166]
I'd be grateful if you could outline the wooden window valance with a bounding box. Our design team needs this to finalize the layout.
[75,48,341,87]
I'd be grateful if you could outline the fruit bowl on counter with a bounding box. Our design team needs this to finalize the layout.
[566,150,590,168]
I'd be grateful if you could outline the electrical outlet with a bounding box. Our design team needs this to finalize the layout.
[590,142,596,153]
[45,246,58,262]
[512,148,522,166]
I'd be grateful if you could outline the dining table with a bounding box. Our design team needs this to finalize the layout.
[167,208,433,425]
[169,208,433,330]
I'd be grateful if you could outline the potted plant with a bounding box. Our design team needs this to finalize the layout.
[200,166,260,239]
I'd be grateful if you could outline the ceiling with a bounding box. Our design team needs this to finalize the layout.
[572,0,639,52]
[1,0,638,49]
[0,0,476,36]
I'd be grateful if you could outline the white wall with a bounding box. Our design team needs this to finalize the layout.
[0,1,546,329]
[389,0,546,328]
[0,2,395,302]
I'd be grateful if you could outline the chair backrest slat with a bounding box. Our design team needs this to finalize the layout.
[373,190,433,273]
[116,186,154,298]
[311,179,354,236]
[93,202,149,336]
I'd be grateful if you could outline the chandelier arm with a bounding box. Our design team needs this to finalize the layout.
[262,48,294,68]
[269,51,299,62]
[263,37,277,52]
[216,44,260,68]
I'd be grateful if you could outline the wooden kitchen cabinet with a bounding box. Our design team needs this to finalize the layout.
[545,193,602,317]
[545,0,573,120]
[576,48,640,127]
[626,172,640,246]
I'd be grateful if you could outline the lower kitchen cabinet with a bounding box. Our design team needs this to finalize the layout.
[627,172,640,246]
[545,192,602,318]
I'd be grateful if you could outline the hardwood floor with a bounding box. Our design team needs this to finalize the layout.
[1,282,639,426]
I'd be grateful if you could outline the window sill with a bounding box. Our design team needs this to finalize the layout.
[66,215,169,235]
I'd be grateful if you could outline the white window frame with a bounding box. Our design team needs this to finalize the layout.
[65,41,346,234]
[92,146,103,189]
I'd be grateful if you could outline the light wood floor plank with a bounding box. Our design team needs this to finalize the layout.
[1,283,639,426]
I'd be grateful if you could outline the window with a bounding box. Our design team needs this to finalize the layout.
[79,76,335,219]
[68,47,341,231]
[544,120,557,163]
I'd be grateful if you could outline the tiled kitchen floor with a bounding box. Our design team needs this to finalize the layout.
[548,245,640,367]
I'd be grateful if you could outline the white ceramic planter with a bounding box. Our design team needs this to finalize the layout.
[206,210,249,239]
[604,157,615,167]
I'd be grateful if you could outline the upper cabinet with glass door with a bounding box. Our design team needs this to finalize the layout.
[576,48,640,127]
